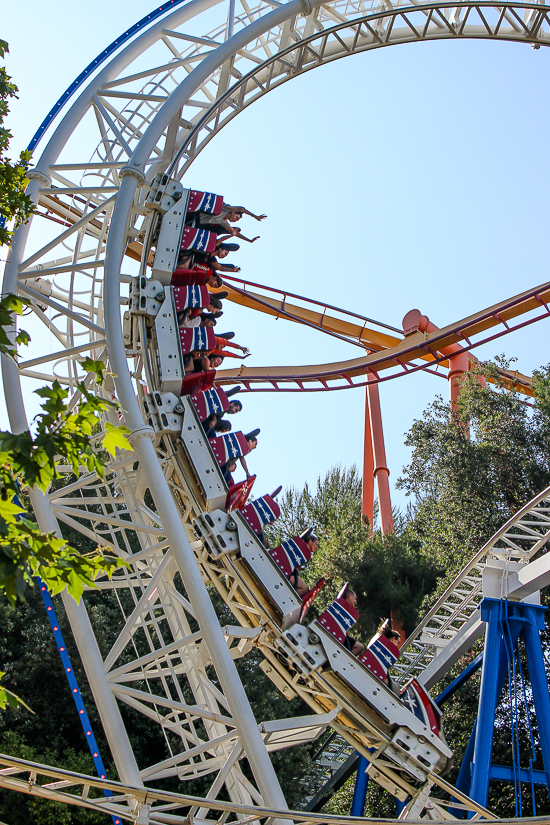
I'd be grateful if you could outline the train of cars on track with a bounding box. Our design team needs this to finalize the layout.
[126,174,454,806]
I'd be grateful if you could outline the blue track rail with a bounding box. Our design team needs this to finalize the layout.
[37,578,121,824]
[28,0,190,154]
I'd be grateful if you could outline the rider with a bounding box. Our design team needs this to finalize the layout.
[288,527,319,597]
[342,586,365,657]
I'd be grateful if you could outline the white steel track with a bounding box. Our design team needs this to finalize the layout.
[2,0,550,821]
[394,487,550,689]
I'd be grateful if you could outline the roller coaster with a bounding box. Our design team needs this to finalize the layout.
[2,1,550,822]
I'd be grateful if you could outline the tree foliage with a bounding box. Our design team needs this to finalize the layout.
[391,358,550,818]
[276,360,550,817]
[398,358,550,582]
[0,294,132,710]
[268,465,442,641]
[0,43,132,718]
[0,40,34,247]
[0,301,129,610]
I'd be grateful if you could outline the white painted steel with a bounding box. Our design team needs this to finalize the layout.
[104,157,291,814]
[394,486,550,688]
[3,0,550,819]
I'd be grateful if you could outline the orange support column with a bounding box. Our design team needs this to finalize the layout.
[362,383,374,531]
[366,375,394,536]
[448,351,470,412]
[402,308,475,413]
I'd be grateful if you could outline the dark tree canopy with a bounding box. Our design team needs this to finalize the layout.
[398,359,550,583]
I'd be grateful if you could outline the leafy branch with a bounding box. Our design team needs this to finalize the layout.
[0,40,34,247]
[0,296,133,708]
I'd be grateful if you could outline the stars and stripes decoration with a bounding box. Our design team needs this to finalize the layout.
[209,431,250,466]
[317,595,358,645]
[171,265,213,287]
[268,536,311,579]
[190,387,230,421]
[400,679,441,736]
[240,495,281,534]
[358,635,400,684]
[188,190,224,214]
[179,326,216,354]
[180,227,217,252]
[173,284,209,312]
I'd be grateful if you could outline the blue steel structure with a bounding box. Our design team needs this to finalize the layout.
[458,598,550,817]
[37,578,120,825]
[27,0,190,153]
[351,599,550,818]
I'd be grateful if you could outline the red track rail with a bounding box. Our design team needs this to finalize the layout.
[215,282,550,392]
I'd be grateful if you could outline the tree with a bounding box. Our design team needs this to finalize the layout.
[397,358,550,581]
[0,40,33,247]
[268,465,442,639]
[393,358,550,818]
[0,296,131,710]
[0,43,133,712]
[274,361,550,818]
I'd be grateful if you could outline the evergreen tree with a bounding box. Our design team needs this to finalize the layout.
[268,465,442,638]
[398,359,550,581]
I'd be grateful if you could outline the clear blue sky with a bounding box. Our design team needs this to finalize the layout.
[2,1,550,517]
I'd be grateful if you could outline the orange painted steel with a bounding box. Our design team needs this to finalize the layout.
[366,376,394,535]
[219,276,537,395]
[215,280,550,393]
[220,276,402,351]
[361,384,375,531]
[403,309,476,410]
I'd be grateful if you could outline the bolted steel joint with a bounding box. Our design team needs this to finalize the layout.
[119,164,147,185]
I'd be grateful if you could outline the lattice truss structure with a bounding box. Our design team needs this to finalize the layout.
[394,488,550,690]
[3,0,550,821]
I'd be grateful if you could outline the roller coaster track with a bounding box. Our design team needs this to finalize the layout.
[215,275,541,395]
[394,486,550,689]
[0,752,496,824]
[3,0,550,820]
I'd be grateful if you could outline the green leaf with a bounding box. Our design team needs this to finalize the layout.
[80,357,106,385]
[0,497,25,521]
[102,421,133,457]
[15,328,30,347]
[0,671,34,713]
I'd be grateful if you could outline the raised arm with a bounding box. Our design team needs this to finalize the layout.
[239,207,267,221]
[239,455,252,477]
[233,229,260,243]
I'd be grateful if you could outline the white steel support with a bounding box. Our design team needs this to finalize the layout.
[103,171,289,812]
[3,0,550,820]
[0,366,143,789]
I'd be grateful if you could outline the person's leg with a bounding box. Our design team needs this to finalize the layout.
[295,575,308,597]
[351,641,365,657]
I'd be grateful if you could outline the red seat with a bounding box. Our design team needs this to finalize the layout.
[299,578,325,622]
[173,285,210,312]
[239,495,281,534]
[358,635,400,683]
[180,227,217,253]
[190,387,230,421]
[180,370,215,397]
[316,584,358,646]
[179,327,216,355]
[400,679,441,736]
[268,536,311,579]
[171,266,213,287]
[209,432,250,466]
[226,475,256,512]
